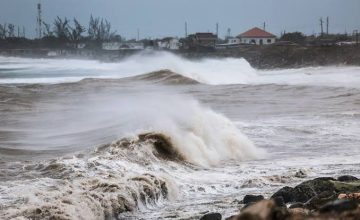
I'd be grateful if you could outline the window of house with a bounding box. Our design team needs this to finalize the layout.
[267,39,272,43]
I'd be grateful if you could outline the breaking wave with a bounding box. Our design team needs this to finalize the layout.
[1,52,360,87]
[0,93,264,219]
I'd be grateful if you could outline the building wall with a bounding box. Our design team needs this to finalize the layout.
[240,37,275,45]
[227,38,241,44]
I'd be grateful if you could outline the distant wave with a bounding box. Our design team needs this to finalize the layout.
[1,52,360,87]
[128,69,200,85]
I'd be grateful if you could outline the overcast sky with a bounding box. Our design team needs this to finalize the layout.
[0,0,359,39]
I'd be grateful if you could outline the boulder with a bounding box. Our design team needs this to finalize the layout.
[271,177,360,204]
[270,186,295,203]
[338,192,360,201]
[304,191,337,210]
[289,202,306,209]
[337,175,359,182]
[288,208,310,218]
[235,200,289,220]
[272,196,286,207]
[319,199,358,213]
[243,195,264,204]
[200,212,222,220]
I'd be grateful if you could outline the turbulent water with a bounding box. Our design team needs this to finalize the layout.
[0,51,360,219]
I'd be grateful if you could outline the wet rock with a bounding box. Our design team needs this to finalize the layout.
[294,169,307,178]
[236,200,289,220]
[272,196,286,207]
[288,208,310,219]
[332,180,360,193]
[304,191,337,210]
[242,195,264,204]
[337,175,359,182]
[271,177,355,203]
[200,212,222,220]
[289,202,305,209]
[338,192,360,201]
[271,186,295,204]
[319,199,358,213]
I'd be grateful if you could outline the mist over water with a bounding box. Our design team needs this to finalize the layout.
[0,52,360,219]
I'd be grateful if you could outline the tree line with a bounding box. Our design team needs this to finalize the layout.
[0,15,122,49]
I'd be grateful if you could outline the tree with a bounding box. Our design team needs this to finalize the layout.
[53,16,70,42]
[0,24,6,39]
[68,18,86,47]
[42,21,53,37]
[88,15,116,44]
[280,32,306,44]
[7,24,15,38]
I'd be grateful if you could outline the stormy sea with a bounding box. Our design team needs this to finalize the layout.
[0,51,359,219]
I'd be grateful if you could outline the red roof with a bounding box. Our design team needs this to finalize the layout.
[238,27,276,38]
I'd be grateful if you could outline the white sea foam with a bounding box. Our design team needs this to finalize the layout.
[1,52,360,87]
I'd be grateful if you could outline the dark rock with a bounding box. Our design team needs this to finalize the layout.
[294,169,307,178]
[337,175,359,182]
[304,191,337,210]
[289,202,306,209]
[241,202,255,210]
[272,196,286,207]
[243,195,264,204]
[271,186,295,203]
[271,177,337,203]
[319,199,358,213]
[236,200,289,220]
[200,212,222,220]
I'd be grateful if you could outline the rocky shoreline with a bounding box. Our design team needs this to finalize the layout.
[200,175,360,220]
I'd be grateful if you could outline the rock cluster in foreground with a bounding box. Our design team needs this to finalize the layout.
[200,175,360,220]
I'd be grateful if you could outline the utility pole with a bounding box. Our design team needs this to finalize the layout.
[326,16,329,35]
[216,23,219,38]
[354,30,359,46]
[17,26,20,38]
[36,0,42,39]
[185,22,188,38]
[227,28,231,39]
[23,26,25,38]
[137,28,140,41]
[319,17,324,36]
[263,22,266,31]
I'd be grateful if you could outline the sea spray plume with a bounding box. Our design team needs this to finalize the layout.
[0,91,263,219]
[14,89,264,166]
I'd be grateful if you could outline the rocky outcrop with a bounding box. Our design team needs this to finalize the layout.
[271,176,360,204]
[224,176,360,220]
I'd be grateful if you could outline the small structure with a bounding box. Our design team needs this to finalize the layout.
[216,37,241,49]
[186,32,217,51]
[102,42,144,50]
[157,37,180,50]
[102,42,122,50]
[237,27,276,45]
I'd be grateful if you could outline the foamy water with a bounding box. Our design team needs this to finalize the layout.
[0,52,360,219]
[1,52,360,87]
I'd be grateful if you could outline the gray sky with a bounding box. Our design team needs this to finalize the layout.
[0,0,359,39]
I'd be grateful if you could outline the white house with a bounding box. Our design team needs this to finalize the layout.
[102,42,144,50]
[215,37,241,49]
[157,37,180,50]
[102,42,122,50]
[237,27,276,45]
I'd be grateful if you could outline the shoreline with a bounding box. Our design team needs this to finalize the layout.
[1,45,360,70]
[201,176,360,220]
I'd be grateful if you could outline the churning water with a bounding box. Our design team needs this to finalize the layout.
[0,52,360,219]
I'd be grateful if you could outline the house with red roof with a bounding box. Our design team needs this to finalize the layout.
[237,27,276,45]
